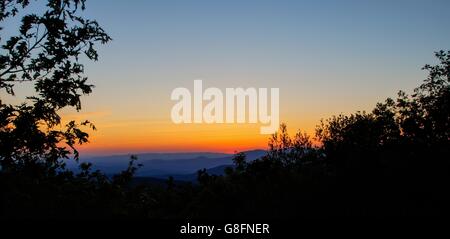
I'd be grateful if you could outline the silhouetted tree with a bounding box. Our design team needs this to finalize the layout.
[0,0,111,170]
[0,0,149,220]
[191,50,449,217]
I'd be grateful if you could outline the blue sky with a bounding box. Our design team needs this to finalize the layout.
[2,0,450,154]
[80,0,450,122]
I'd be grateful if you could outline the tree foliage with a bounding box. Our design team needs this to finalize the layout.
[0,0,111,170]
[190,50,450,217]
[0,0,145,219]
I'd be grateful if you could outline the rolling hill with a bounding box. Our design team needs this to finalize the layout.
[68,150,266,181]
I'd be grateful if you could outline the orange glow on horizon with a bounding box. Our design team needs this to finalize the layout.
[61,110,321,156]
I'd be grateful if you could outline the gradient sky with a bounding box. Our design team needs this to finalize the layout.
[3,0,450,155]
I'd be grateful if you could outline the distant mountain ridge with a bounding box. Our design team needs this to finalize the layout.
[68,150,266,180]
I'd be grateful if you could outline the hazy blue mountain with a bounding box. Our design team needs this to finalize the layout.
[68,150,266,178]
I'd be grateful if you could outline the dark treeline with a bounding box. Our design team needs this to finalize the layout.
[0,0,449,219]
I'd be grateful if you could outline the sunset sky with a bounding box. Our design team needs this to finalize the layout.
[3,0,450,156]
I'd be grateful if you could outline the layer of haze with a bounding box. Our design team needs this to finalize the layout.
[3,0,450,156]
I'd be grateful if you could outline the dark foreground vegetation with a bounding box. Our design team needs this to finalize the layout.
[1,0,449,219]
